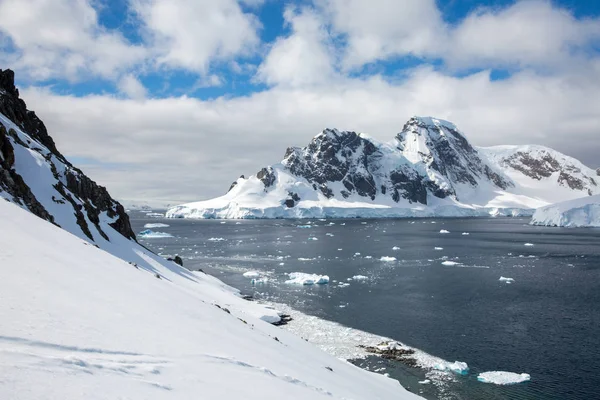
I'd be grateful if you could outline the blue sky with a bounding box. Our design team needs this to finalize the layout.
[0,0,599,203]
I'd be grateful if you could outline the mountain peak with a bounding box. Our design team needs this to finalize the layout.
[407,116,459,131]
[0,69,18,97]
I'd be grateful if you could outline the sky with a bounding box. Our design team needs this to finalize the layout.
[0,0,599,205]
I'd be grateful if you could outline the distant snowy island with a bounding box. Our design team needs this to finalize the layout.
[531,194,600,227]
[167,117,598,219]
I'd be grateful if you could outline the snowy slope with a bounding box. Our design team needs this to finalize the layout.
[530,194,600,227]
[0,193,422,400]
[168,117,598,219]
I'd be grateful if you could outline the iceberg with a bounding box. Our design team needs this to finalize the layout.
[380,256,397,262]
[286,272,329,285]
[243,271,261,278]
[138,229,173,239]
[439,229,450,234]
[207,237,226,241]
[352,275,368,281]
[433,361,469,375]
[143,223,170,228]
[531,194,600,227]
[477,371,531,385]
[499,276,515,283]
[441,261,460,266]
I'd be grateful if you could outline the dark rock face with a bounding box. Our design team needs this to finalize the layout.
[0,69,135,242]
[257,167,276,189]
[168,255,184,266]
[227,175,245,193]
[503,150,596,192]
[284,129,379,199]
[396,117,512,194]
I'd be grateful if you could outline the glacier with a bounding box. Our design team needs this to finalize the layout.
[167,117,598,220]
[530,194,600,227]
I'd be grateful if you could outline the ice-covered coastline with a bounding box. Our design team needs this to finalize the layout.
[166,203,534,220]
[531,195,600,227]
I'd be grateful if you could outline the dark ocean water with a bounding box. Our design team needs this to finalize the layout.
[130,212,600,400]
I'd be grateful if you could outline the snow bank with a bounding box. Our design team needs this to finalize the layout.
[0,199,421,400]
[138,229,173,238]
[477,371,531,385]
[286,273,330,285]
[531,195,600,227]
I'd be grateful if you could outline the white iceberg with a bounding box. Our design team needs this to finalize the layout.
[524,243,534,247]
[441,261,460,266]
[434,247,443,251]
[433,361,469,375]
[499,276,515,283]
[138,229,173,239]
[462,232,470,235]
[207,237,226,242]
[531,194,600,227]
[143,223,170,228]
[477,371,531,385]
[392,246,401,250]
[380,256,397,262]
[243,271,261,278]
[352,275,368,281]
[286,272,329,285]
[439,229,450,234]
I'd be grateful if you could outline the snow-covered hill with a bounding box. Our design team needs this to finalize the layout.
[0,68,423,399]
[167,117,599,219]
[0,196,422,400]
[530,195,600,227]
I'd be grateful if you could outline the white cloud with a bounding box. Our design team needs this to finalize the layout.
[0,0,146,81]
[446,0,600,70]
[315,0,445,69]
[130,0,261,73]
[257,6,336,87]
[118,74,147,100]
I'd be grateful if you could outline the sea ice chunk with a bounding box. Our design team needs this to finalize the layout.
[207,237,226,241]
[380,256,397,262]
[286,272,329,285]
[499,276,515,283]
[434,361,469,375]
[477,371,531,385]
[352,275,368,281]
[243,271,261,278]
[143,223,170,228]
[441,261,460,266]
[434,247,443,251]
[524,243,534,246]
[440,229,450,234]
[462,232,470,236]
[392,246,401,250]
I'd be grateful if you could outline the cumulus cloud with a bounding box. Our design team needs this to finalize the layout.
[130,0,261,73]
[0,0,146,81]
[2,0,599,204]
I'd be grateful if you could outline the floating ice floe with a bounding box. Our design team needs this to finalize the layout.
[441,261,460,266]
[477,371,531,385]
[243,271,261,278]
[524,243,534,246]
[145,212,163,218]
[354,252,361,256]
[499,276,515,283]
[338,282,350,288]
[380,256,397,262]
[440,229,450,234]
[392,246,401,251]
[296,225,312,229]
[207,237,226,241]
[326,233,335,236]
[364,256,373,259]
[433,361,469,375]
[308,237,319,241]
[298,257,314,261]
[138,229,173,239]
[143,223,170,228]
[352,275,368,281]
[462,232,470,236]
[418,379,431,385]
[251,277,268,285]
[434,247,444,251]
[286,272,329,285]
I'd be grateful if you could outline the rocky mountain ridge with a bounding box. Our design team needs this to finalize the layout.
[168,117,598,219]
[0,68,135,242]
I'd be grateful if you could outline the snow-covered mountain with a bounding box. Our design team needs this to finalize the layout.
[167,116,599,219]
[531,194,600,227]
[0,68,422,399]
